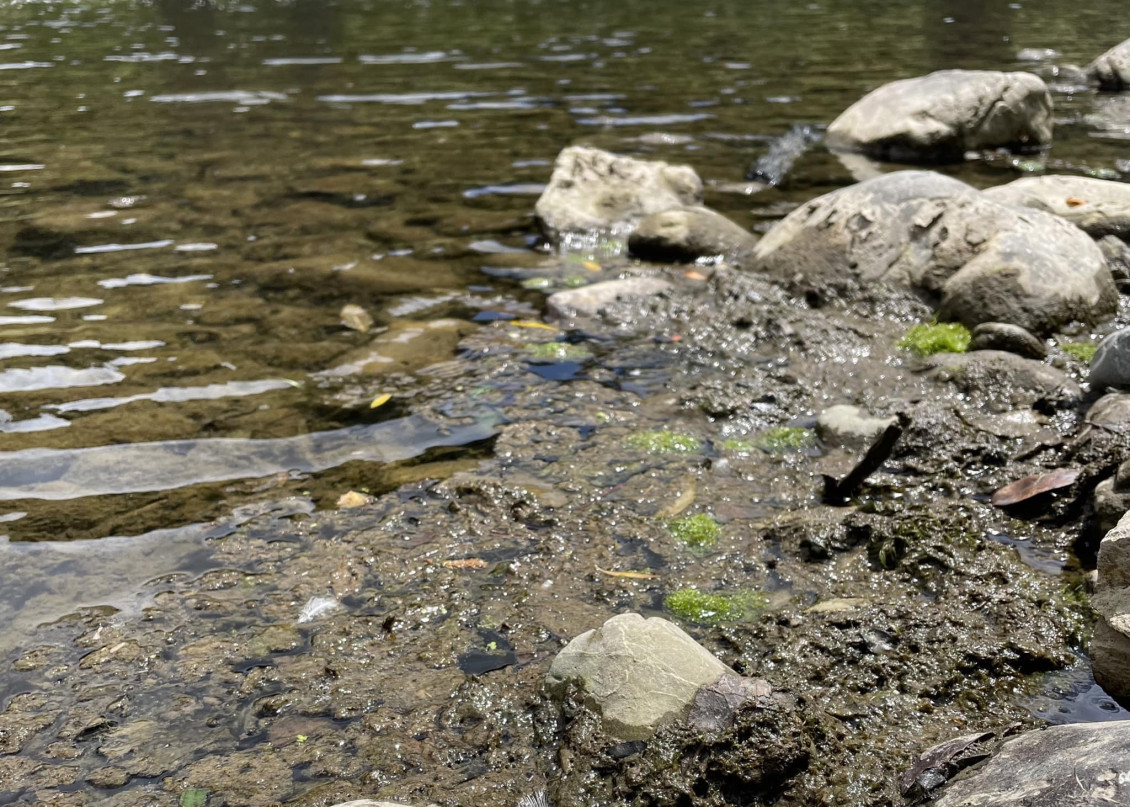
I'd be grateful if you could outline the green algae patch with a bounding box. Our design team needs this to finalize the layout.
[898,321,971,356]
[756,426,816,453]
[666,514,720,550]
[1061,341,1097,363]
[665,587,768,625]
[524,342,593,362]
[625,429,700,454]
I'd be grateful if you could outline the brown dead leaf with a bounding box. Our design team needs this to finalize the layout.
[1065,197,1087,208]
[442,558,488,570]
[991,467,1079,507]
[582,260,602,272]
[684,270,708,281]
[596,566,659,580]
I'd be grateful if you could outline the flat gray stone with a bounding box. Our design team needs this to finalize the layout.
[752,170,1117,335]
[629,206,757,264]
[1087,37,1130,91]
[545,613,733,741]
[545,277,673,320]
[1091,328,1130,390]
[929,722,1130,806]
[984,175,1130,240]
[816,405,898,449]
[535,147,702,248]
[969,322,1047,359]
[826,70,1052,162]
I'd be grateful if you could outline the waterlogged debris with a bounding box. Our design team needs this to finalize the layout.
[596,566,659,580]
[340,303,373,333]
[665,588,767,625]
[509,320,557,332]
[336,490,372,508]
[991,467,1080,507]
[443,558,488,570]
[518,790,551,807]
[898,321,971,356]
[369,393,391,409]
[297,596,340,623]
[823,415,907,504]
[666,513,720,550]
[625,429,699,454]
[654,474,697,517]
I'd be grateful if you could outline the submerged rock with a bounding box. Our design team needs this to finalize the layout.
[628,206,757,264]
[534,146,702,247]
[544,612,733,741]
[751,170,1117,335]
[984,175,1130,240]
[968,322,1047,360]
[927,721,1130,806]
[1093,510,1130,704]
[1086,37,1130,91]
[825,70,1052,162]
[545,276,673,320]
[1090,327,1130,390]
[816,404,898,449]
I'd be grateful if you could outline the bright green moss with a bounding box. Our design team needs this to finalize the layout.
[720,438,757,454]
[666,514,721,550]
[665,588,768,625]
[757,426,816,453]
[897,322,971,357]
[1061,342,1097,363]
[625,429,700,454]
[524,342,592,362]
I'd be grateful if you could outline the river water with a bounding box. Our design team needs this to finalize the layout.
[0,0,1125,544]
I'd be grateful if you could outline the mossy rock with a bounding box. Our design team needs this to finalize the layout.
[898,322,971,356]
[665,588,767,625]
[625,429,700,454]
[666,514,721,550]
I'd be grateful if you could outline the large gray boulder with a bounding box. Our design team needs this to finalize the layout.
[927,722,1130,806]
[984,175,1130,240]
[1093,510,1130,704]
[628,206,757,264]
[752,171,1117,335]
[544,613,733,741]
[1091,328,1130,390]
[825,70,1053,162]
[535,147,703,247]
[1087,38,1130,91]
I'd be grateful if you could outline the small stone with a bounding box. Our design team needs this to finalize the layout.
[816,405,898,449]
[336,490,372,508]
[545,613,733,741]
[1090,327,1130,390]
[339,303,374,333]
[628,206,757,264]
[86,765,131,788]
[969,322,1047,359]
[546,277,672,320]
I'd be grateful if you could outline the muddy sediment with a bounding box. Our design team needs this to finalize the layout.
[0,260,1115,806]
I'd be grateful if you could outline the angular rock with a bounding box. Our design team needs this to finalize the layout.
[1090,327,1130,390]
[825,70,1052,162]
[544,612,733,741]
[928,721,1130,806]
[984,175,1130,240]
[924,351,1081,407]
[752,170,1117,335]
[628,206,757,264]
[535,147,703,247]
[686,673,773,734]
[816,404,898,449]
[545,277,673,320]
[1087,392,1130,428]
[1086,37,1130,91]
[1099,235,1130,289]
[968,322,1047,359]
[1093,511,1130,704]
[1093,477,1130,535]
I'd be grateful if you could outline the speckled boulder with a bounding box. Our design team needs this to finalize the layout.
[752,170,1117,335]
[535,147,703,247]
[826,70,1052,162]
[984,175,1130,240]
[1087,37,1130,90]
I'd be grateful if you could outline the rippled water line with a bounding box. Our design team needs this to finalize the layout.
[48,378,300,413]
[0,411,501,501]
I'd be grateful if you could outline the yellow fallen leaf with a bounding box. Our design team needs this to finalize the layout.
[443,558,488,570]
[596,566,659,580]
[337,490,372,508]
[510,320,558,332]
[684,270,708,281]
[370,393,391,409]
[1065,196,1086,208]
[582,260,601,272]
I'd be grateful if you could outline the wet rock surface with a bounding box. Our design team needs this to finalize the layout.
[751,171,1117,335]
[928,721,1130,806]
[969,322,1048,360]
[1087,37,1130,91]
[1090,327,1130,390]
[1094,511,1130,702]
[628,206,758,264]
[984,175,1130,241]
[534,147,703,248]
[825,70,1052,161]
